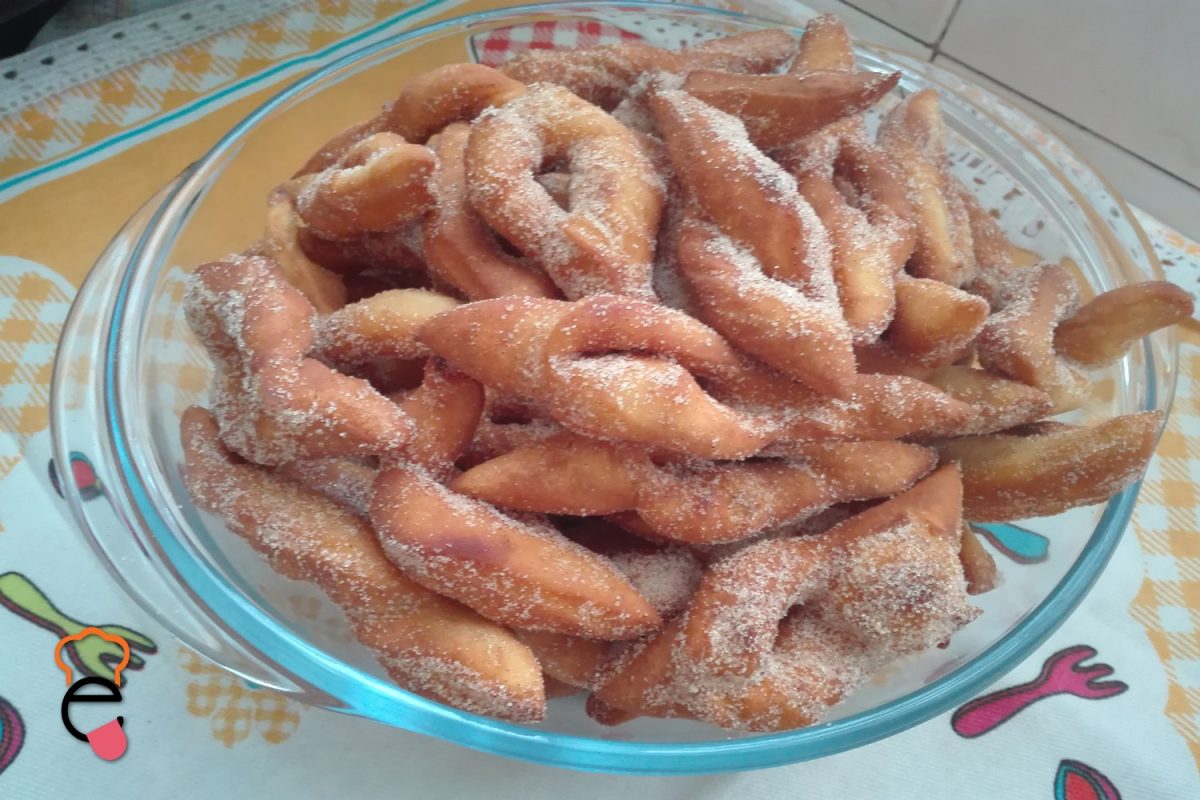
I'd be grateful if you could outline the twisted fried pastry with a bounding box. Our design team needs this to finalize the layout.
[886,274,989,365]
[314,288,458,366]
[1054,281,1192,367]
[419,295,773,459]
[423,123,560,300]
[453,432,936,544]
[934,411,1162,521]
[591,466,976,731]
[791,13,855,72]
[180,407,545,721]
[296,225,426,277]
[296,63,527,175]
[387,358,485,479]
[681,68,899,151]
[467,84,664,299]
[290,133,435,241]
[878,89,975,287]
[498,30,796,109]
[255,192,347,314]
[651,85,855,395]
[184,255,414,465]
[919,365,1054,436]
[369,465,661,639]
[975,262,1091,410]
[714,364,978,444]
[786,131,915,342]
[275,456,376,515]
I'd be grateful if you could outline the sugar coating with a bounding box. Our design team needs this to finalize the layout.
[176,24,1172,734]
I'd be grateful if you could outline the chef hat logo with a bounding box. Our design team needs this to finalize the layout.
[54,627,131,686]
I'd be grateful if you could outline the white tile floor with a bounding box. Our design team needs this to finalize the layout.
[808,0,1200,240]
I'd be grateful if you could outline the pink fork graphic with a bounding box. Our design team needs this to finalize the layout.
[952,645,1127,738]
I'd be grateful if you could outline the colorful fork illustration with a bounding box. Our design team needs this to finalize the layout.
[951,645,1127,738]
[0,572,156,685]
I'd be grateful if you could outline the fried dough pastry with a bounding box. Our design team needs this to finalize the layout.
[674,221,855,395]
[275,456,377,515]
[514,520,703,691]
[681,68,899,151]
[184,255,414,465]
[296,225,427,277]
[178,14,1191,730]
[454,432,936,544]
[296,63,526,175]
[934,412,1161,521]
[387,358,485,478]
[959,523,999,595]
[792,13,855,72]
[976,262,1091,410]
[517,630,613,691]
[467,84,664,299]
[380,62,528,144]
[591,466,977,731]
[498,30,796,109]
[886,274,989,365]
[781,17,915,344]
[290,133,436,241]
[180,406,545,721]
[714,364,977,444]
[786,131,915,342]
[1054,281,1193,367]
[370,465,661,639]
[255,191,347,314]
[314,288,459,366]
[651,86,855,396]
[423,123,560,300]
[420,295,773,459]
[920,365,1054,436]
[878,89,975,287]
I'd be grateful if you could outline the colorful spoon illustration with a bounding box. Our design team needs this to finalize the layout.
[1055,759,1121,800]
[0,696,23,775]
[0,572,156,685]
[971,522,1050,564]
[951,645,1126,738]
[48,452,102,501]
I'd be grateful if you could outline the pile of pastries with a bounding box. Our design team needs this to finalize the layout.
[180,15,1191,732]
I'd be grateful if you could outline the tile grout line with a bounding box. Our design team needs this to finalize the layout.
[938,53,1200,193]
[830,1,1200,197]
[836,0,933,47]
[929,0,964,59]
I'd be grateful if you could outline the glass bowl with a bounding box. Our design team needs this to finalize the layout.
[50,0,1177,775]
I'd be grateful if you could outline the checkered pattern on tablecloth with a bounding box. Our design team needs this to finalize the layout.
[469,18,641,66]
[0,268,72,486]
[1132,341,1200,766]
[0,0,436,182]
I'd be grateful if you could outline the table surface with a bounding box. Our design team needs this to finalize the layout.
[0,1,1198,796]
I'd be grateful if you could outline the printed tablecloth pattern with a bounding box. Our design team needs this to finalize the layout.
[1,0,1199,794]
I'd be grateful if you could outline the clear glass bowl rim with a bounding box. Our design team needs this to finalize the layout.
[53,0,1172,775]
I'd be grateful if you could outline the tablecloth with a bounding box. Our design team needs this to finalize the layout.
[1,1,1199,796]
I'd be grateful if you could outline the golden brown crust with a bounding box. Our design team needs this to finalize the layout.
[934,412,1161,521]
[466,84,664,299]
[370,465,662,639]
[681,69,899,151]
[180,406,545,721]
[1054,281,1193,367]
[423,123,560,300]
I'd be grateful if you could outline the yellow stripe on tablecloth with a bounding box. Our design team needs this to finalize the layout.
[0,0,449,181]
[1129,327,1200,767]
